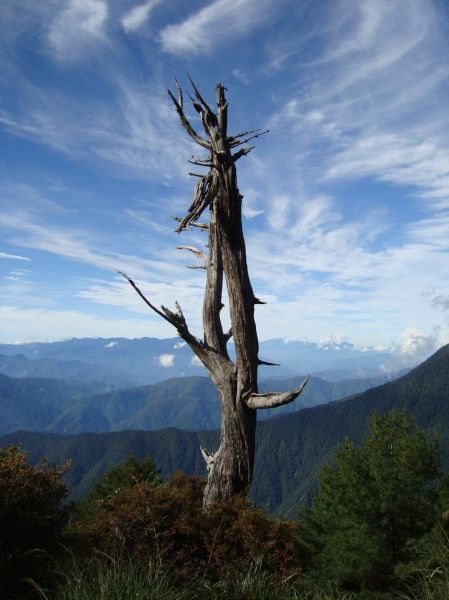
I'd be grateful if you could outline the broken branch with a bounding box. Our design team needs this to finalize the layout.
[172,216,209,232]
[175,171,219,233]
[177,245,208,266]
[118,271,169,323]
[168,88,211,150]
[224,328,233,343]
[200,446,216,472]
[174,78,183,109]
[230,129,269,147]
[245,377,309,409]
[257,358,280,366]
[232,146,255,162]
[188,74,213,115]
[119,271,205,356]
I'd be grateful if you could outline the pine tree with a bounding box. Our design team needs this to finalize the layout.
[300,409,441,592]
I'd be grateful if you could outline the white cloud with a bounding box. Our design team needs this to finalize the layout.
[398,328,439,359]
[4,271,27,281]
[267,194,291,231]
[160,0,280,55]
[48,0,108,61]
[158,353,175,367]
[381,327,443,373]
[0,251,30,261]
[121,0,160,33]
[240,180,449,346]
[191,355,202,367]
[241,189,264,219]
[407,213,449,249]
[231,69,249,84]
[105,341,117,348]
[0,305,165,343]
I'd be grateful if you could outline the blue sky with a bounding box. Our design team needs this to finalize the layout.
[1,0,449,359]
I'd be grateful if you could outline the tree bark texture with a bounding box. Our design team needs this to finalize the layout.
[122,80,308,508]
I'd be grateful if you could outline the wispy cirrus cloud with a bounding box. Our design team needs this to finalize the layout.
[48,0,109,61]
[327,134,449,208]
[0,209,184,280]
[266,0,449,208]
[76,275,205,318]
[0,252,30,261]
[121,0,161,33]
[160,0,282,55]
[0,79,190,179]
[0,2,191,180]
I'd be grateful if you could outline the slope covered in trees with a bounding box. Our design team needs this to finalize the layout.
[2,344,448,514]
[47,373,391,434]
[0,373,114,436]
[0,371,390,435]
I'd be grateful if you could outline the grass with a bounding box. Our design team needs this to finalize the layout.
[32,551,359,600]
[36,552,195,600]
[399,529,449,600]
[29,533,449,600]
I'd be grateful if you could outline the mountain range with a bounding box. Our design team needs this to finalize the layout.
[2,343,448,516]
[0,352,132,387]
[0,337,397,385]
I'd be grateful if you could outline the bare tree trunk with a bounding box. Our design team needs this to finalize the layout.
[121,79,308,508]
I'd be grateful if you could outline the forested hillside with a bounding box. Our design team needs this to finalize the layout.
[0,371,391,435]
[0,374,114,436]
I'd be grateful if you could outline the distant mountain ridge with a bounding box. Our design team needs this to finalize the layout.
[0,353,131,387]
[2,344,448,515]
[0,336,396,385]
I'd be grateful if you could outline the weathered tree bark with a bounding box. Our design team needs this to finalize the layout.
[121,80,308,508]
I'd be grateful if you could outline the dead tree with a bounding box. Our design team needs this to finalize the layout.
[121,80,308,508]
